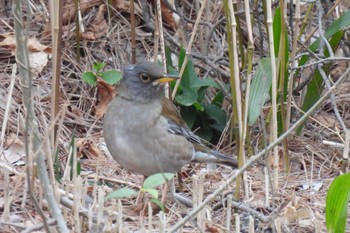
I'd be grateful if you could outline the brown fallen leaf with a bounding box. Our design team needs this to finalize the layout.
[205,224,222,233]
[82,4,108,40]
[77,138,105,160]
[0,33,51,76]
[62,0,101,25]
[94,78,117,119]
[111,0,130,12]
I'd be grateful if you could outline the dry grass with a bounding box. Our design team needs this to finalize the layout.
[1,0,350,232]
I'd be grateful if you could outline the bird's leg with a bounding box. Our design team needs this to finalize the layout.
[177,171,184,191]
[170,179,193,208]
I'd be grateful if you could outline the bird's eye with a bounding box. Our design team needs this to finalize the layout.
[140,73,150,82]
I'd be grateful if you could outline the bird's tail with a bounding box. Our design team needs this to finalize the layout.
[191,150,238,168]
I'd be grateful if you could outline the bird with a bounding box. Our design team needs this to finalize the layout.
[103,62,238,176]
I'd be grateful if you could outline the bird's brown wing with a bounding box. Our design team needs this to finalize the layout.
[161,97,238,168]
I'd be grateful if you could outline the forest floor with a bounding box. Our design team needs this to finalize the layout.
[0,1,350,232]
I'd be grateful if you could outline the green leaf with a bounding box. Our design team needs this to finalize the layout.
[191,78,219,88]
[204,104,227,132]
[196,114,213,141]
[180,105,196,128]
[142,188,159,199]
[178,47,199,88]
[175,87,198,106]
[273,7,282,56]
[100,70,122,85]
[105,188,138,199]
[196,87,207,103]
[151,198,165,212]
[248,58,272,125]
[326,173,350,233]
[296,11,349,134]
[165,46,174,68]
[212,91,224,106]
[93,62,105,72]
[82,72,97,86]
[143,173,175,189]
[193,102,204,111]
[68,131,80,180]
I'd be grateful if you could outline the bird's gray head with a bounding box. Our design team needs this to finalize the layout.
[120,62,178,103]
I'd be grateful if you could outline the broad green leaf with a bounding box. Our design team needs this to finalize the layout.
[204,104,227,132]
[143,173,175,189]
[212,91,224,106]
[151,198,165,212]
[93,62,105,72]
[196,87,207,103]
[175,87,198,106]
[196,114,213,141]
[178,47,199,88]
[326,173,350,233]
[100,70,122,85]
[180,105,197,128]
[191,78,219,88]
[142,188,159,199]
[165,46,174,68]
[82,72,97,86]
[248,58,272,125]
[105,188,138,199]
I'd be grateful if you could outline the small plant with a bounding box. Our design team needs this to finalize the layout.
[82,62,122,86]
[166,47,229,143]
[106,173,175,211]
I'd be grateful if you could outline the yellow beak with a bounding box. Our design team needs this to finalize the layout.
[153,74,179,85]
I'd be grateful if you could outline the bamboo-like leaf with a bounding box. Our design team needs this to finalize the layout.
[326,173,350,233]
[248,58,272,125]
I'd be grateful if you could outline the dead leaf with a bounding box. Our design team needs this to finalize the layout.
[111,0,130,12]
[94,78,116,119]
[62,0,101,25]
[82,4,108,40]
[0,33,51,76]
[3,134,25,166]
[0,33,52,54]
[279,198,315,226]
[77,138,105,160]
[205,224,222,233]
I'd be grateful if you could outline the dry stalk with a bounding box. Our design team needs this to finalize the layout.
[0,64,16,156]
[265,0,279,192]
[226,194,233,230]
[156,0,166,70]
[342,130,350,172]
[286,0,301,129]
[171,0,208,100]
[13,0,68,232]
